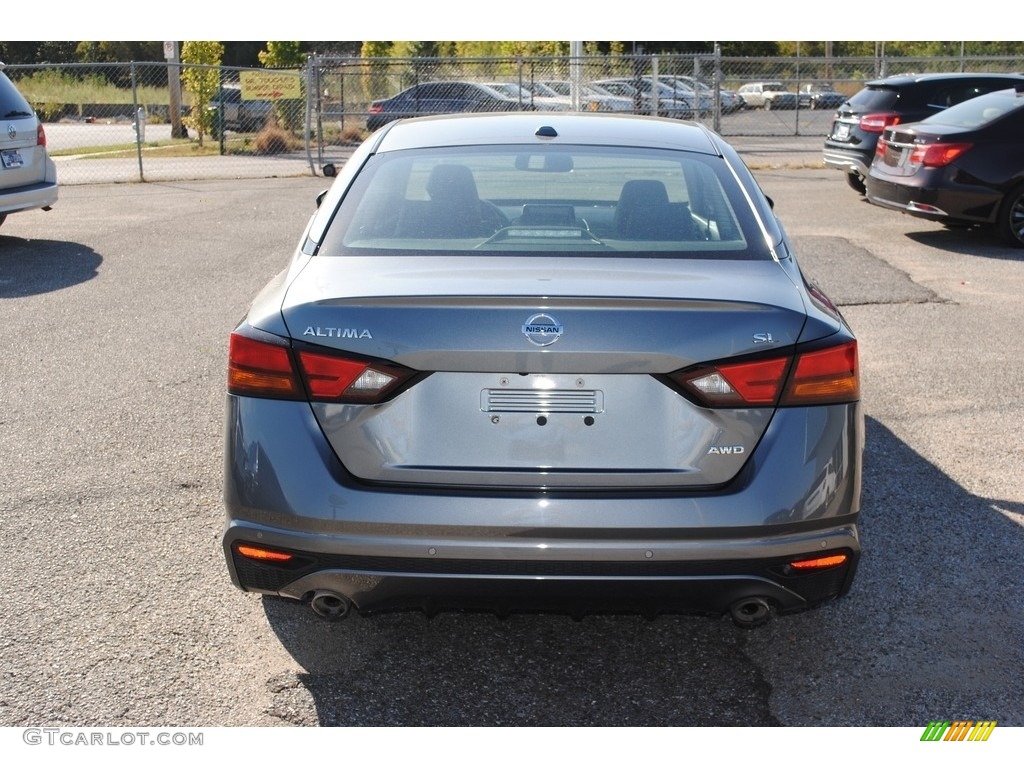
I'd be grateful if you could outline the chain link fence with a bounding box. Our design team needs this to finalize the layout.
[6,52,1023,185]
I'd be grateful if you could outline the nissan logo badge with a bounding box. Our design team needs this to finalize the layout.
[522,313,563,347]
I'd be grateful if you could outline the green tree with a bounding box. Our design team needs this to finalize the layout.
[258,41,304,68]
[181,41,224,146]
[75,41,163,62]
[361,41,394,101]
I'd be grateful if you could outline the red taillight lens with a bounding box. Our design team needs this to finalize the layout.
[672,340,859,408]
[37,122,47,147]
[228,330,418,403]
[909,142,973,167]
[368,104,383,114]
[681,357,790,406]
[228,332,303,399]
[874,136,888,158]
[296,350,411,402]
[781,340,859,405]
[859,112,900,133]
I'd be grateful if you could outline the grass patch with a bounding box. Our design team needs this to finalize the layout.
[15,69,184,107]
[50,133,304,160]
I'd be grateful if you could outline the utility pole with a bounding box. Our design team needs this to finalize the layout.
[165,41,187,139]
[569,41,583,112]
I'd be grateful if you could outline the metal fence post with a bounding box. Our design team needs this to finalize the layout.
[305,56,317,176]
[130,62,144,181]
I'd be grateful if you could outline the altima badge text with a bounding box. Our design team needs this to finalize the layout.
[303,326,373,339]
[522,313,563,347]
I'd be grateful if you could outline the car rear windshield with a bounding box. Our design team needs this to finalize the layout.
[847,86,899,111]
[316,145,770,260]
[919,88,1024,128]
[0,72,35,118]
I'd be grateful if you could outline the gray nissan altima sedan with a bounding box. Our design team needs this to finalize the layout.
[223,112,862,628]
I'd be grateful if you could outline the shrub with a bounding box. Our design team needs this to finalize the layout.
[340,126,365,144]
[254,122,298,154]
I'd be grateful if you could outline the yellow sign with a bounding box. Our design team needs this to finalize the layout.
[239,71,301,101]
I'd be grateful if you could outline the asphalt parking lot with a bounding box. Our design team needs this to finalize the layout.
[1,164,1022,729]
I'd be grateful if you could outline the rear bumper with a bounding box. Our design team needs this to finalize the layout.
[225,522,860,616]
[866,173,1002,224]
[222,394,863,617]
[822,147,871,177]
[0,178,58,216]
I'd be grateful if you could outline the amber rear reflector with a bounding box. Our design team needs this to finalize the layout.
[788,554,848,571]
[236,544,293,563]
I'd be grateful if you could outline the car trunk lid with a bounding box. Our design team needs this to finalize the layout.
[280,256,811,488]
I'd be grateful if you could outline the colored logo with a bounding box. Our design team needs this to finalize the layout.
[920,721,997,742]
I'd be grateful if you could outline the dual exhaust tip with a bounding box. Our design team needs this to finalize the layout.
[307,590,774,628]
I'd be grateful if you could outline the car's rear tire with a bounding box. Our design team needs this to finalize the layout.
[997,183,1024,248]
[845,172,866,195]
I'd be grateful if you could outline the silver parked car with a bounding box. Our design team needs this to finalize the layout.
[223,112,863,628]
[0,63,57,229]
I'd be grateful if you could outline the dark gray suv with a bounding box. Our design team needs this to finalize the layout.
[0,63,58,229]
[823,72,1024,194]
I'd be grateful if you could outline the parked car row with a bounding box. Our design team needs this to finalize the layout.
[366,77,746,128]
[864,81,1024,247]
[822,71,1024,194]
[367,81,529,131]
[814,70,1024,247]
[733,81,846,111]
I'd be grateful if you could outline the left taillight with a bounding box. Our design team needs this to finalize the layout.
[295,348,415,403]
[228,329,419,403]
[669,339,859,408]
[228,331,304,399]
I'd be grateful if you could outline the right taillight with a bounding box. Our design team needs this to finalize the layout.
[859,112,900,133]
[37,122,47,147]
[670,339,859,408]
[910,142,973,167]
[780,340,859,405]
